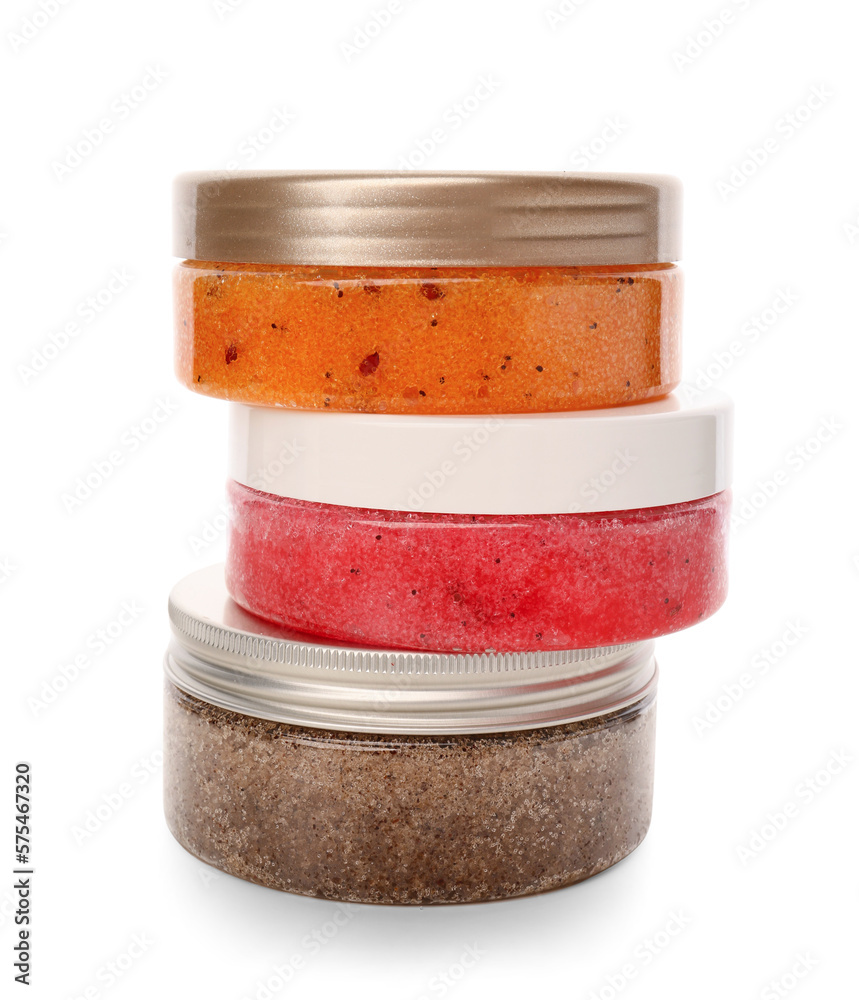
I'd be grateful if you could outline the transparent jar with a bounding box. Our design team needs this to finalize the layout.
[225,392,732,652]
[227,486,729,653]
[163,567,658,905]
[173,171,683,414]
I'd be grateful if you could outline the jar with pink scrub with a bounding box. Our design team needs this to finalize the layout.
[225,390,732,652]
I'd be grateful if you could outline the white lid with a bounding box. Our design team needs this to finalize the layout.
[228,388,732,516]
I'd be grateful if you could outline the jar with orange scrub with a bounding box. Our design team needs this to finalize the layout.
[173,171,682,414]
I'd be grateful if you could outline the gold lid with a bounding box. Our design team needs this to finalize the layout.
[173,170,681,267]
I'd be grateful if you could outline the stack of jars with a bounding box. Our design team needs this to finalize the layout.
[163,172,732,904]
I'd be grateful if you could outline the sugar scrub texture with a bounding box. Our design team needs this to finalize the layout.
[226,483,730,653]
[164,683,656,904]
[175,262,681,414]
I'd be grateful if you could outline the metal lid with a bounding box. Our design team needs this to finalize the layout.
[166,565,657,735]
[173,170,682,267]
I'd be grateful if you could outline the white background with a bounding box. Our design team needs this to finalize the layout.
[3,0,857,997]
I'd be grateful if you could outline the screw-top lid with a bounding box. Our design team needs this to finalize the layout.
[229,388,731,516]
[173,171,682,267]
[166,565,657,735]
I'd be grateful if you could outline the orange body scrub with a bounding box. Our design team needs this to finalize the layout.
[172,171,684,414]
[175,261,681,413]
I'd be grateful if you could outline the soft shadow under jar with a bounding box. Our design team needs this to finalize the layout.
[163,566,658,905]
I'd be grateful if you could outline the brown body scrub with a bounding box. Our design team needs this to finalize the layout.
[163,566,658,905]
[164,684,655,905]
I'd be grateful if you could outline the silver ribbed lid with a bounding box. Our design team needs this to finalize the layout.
[165,565,657,735]
[173,170,681,267]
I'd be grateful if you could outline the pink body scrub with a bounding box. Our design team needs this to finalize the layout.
[226,484,730,653]
[226,394,732,652]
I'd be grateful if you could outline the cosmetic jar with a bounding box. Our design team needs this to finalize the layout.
[163,566,657,904]
[225,391,732,652]
[173,171,682,414]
